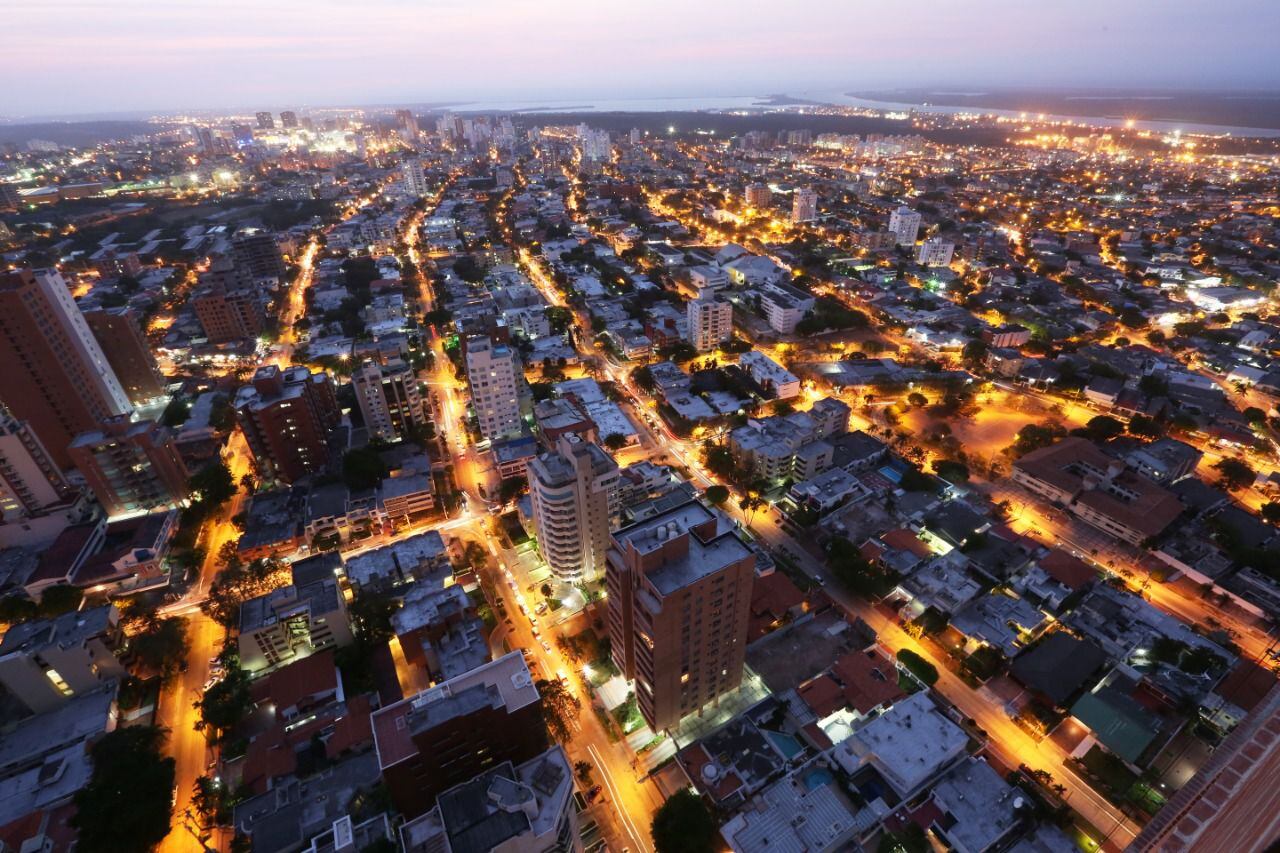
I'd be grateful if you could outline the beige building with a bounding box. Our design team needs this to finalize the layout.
[529,434,619,582]
[687,295,733,352]
[465,336,522,443]
[351,359,428,443]
[238,579,353,673]
[0,604,126,714]
[607,498,755,731]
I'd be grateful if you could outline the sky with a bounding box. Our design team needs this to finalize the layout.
[4,0,1280,118]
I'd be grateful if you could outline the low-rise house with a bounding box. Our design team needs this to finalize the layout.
[399,747,579,853]
[719,757,863,853]
[238,579,353,673]
[831,692,968,799]
[0,605,125,713]
[739,351,801,400]
[1011,437,1184,545]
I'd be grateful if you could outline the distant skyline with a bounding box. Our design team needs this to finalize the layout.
[4,0,1280,117]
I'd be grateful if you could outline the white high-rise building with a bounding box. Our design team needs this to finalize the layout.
[529,434,619,582]
[889,205,922,246]
[791,188,818,223]
[917,237,956,267]
[351,359,427,443]
[403,159,429,197]
[687,296,733,352]
[578,125,611,162]
[465,336,522,442]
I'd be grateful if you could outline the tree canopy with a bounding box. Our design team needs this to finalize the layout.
[651,789,718,853]
[72,726,175,852]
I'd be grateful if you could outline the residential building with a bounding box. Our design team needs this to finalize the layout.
[465,336,522,443]
[351,359,428,443]
[193,259,267,343]
[916,236,955,267]
[234,365,340,483]
[683,266,725,296]
[983,324,1031,348]
[0,269,132,468]
[82,307,166,405]
[831,691,968,798]
[744,182,771,208]
[238,579,353,673]
[379,471,436,525]
[791,188,818,223]
[0,604,125,714]
[399,747,581,853]
[279,110,298,129]
[404,158,429,197]
[739,350,801,399]
[759,282,815,335]
[1130,682,1280,852]
[67,415,189,518]
[607,498,756,731]
[371,652,547,819]
[1011,437,1184,545]
[729,410,839,483]
[0,407,73,523]
[720,759,861,853]
[0,685,117,838]
[256,111,274,129]
[231,230,289,285]
[391,581,489,683]
[686,295,733,352]
[888,205,921,246]
[1124,437,1202,484]
[528,434,620,582]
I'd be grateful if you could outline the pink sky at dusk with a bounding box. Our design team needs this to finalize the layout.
[4,0,1278,116]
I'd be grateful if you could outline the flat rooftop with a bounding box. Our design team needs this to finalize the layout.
[372,652,537,769]
[612,499,752,596]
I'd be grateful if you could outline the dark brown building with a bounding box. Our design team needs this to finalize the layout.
[193,259,266,344]
[370,652,547,819]
[67,415,189,518]
[231,231,288,285]
[608,498,755,731]
[83,306,166,405]
[234,365,339,483]
[0,269,133,468]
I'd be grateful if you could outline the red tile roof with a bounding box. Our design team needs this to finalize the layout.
[881,528,933,559]
[797,674,845,718]
[831,649,905,714]
[750,571,804,618]
[250,650,339,719]
[1039,549,1096,590]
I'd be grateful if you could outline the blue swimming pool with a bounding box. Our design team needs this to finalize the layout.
[802,766,835,790]
[767,731,804,759]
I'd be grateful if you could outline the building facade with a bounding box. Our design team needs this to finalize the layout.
[0,269,133,468]
[529,434,620,583]
[351,359,428,443]
[465,336,522,443]
[67,415,189,519]
[234,365,340,483]
[607,499,755,731]
[687,295,733,352]
[0,407,72,522]
[82,306,167,405]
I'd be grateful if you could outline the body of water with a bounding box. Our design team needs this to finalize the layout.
[443,90,1280,139]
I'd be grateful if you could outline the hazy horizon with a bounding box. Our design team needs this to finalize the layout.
[5,0,1280,118]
